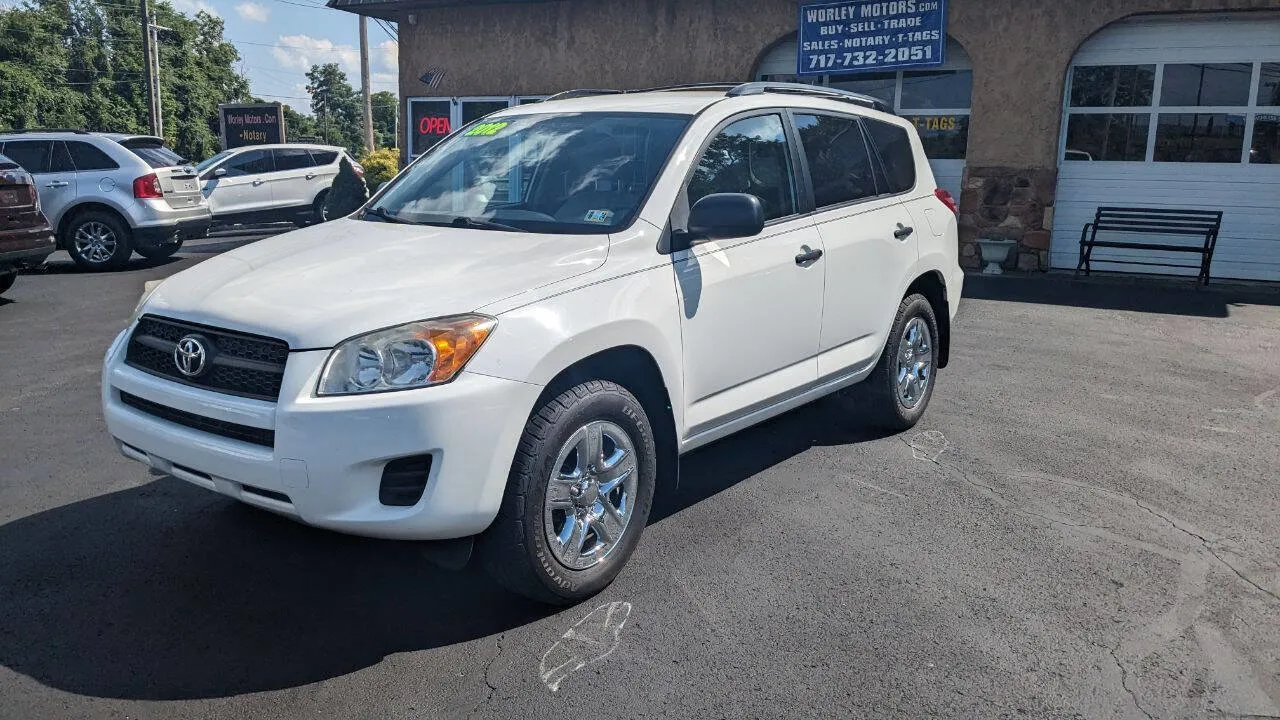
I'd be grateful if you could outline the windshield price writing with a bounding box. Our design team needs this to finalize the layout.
[798,0,946,75]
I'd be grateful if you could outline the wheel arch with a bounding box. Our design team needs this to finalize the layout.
[530,345,680,497]
[904,270,951,368]
[56,202,131,249]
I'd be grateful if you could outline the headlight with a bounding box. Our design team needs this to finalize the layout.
[317,314,496,396]
[131,280,164,323]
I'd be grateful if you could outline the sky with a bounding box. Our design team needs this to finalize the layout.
[167,0,398,113]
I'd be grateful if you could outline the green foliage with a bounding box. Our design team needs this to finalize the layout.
[306,63,364,158]
[323,157,369,219]
[282,103,317,142]
[0,0,250,163]
[359,147,398,190]
[371,90,397,149]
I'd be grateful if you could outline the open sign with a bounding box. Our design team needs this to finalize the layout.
[418,116,452,135]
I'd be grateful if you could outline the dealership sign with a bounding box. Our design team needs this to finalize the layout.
[218,103,285,149]
[798,0,946,75]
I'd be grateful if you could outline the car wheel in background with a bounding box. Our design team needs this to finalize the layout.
[135,240,182,260]
[478,380,657,605]
[65,211,132,271]
[297,191,329,227]
[857,293,940,431]
[0,271,15,296]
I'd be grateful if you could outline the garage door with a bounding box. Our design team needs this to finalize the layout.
[756,38,973,200]
[1051,13,1280,281]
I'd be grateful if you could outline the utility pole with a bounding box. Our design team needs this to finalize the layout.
[139,0,158,135]
[150,17,171,138]
[359,15,374,153]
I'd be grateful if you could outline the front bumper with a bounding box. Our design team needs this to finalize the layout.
[101,328,541,540]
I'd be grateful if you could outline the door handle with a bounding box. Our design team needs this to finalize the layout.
[252,180,265,186]
[894,224,915,240]
[305,174,316,180]
[795,245,824,266]
[45,181,69,188]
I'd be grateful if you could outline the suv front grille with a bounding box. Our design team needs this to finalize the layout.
[120,392,275,448]
[125,315,289,401]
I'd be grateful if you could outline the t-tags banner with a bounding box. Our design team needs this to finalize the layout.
[798,0,946,76]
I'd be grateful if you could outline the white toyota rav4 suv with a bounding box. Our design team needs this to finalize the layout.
[103,83,962,604]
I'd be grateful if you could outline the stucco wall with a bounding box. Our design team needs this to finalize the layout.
[395,0,1280,168]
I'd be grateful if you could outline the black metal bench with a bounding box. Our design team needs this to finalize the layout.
[1076,207,1223,285]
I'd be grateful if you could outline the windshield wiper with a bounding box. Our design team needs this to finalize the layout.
[362,206,410,224]
[448,216,523,233]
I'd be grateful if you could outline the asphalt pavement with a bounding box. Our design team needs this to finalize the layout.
[1,235,1278,719]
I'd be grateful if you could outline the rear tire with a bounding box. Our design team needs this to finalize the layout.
[0,271,16,296]
[478,380,657,605]
[65,211,132,271]
[859,293,940,431]
[135,241,182,260]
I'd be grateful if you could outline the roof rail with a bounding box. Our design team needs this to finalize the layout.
[727,82,892,113]
[4,128,91,135]
[638,82,741,93]
[543,89,623,102]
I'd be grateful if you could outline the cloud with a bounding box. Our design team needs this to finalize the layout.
[171,0,219,17]
[371,71,397,94]
[376,39,397,72]
[272,34,360,78]
[234,2,268,21]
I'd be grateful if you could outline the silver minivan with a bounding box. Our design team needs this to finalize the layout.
[0,131,212,271]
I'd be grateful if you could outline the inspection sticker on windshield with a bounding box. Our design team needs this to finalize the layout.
[584,209,614,224]
[464,121,509,137]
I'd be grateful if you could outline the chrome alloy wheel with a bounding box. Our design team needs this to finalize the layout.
[543,420,638,571]
[73,222,118,264]
[895,317,933,409]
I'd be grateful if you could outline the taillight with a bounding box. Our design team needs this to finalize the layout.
[0,183,35,209]
[934,188,959,216]
[352,163,365,178]
[133,173,164,199]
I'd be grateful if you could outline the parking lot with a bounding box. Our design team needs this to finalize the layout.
[1,236,1278,719]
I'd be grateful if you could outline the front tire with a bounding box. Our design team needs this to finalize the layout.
[0,271,16,296]
[65,211,132,271]
[860,293,940,431]
[478,380,657,605]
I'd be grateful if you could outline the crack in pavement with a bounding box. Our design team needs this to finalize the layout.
[902,437,1280,605]
[1107,642,1156,720]
[468,631,505,719]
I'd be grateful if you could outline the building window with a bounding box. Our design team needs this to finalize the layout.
[1064,60,1280,164]
[824,69,972,161]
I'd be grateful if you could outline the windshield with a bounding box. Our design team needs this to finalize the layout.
[368,112,691,234]
[196,151,233,174]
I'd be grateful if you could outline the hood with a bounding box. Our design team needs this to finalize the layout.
[142,218,608,348]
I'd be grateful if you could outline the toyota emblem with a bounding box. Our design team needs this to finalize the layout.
[173,335,209,377]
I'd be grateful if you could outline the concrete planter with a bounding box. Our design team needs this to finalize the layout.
[977,238,1018,275]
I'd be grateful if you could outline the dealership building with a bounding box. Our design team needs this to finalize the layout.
[329,0,1280,281]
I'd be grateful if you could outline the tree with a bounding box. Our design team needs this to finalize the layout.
[359,147,398,190]
[282,103,317,142]
[0,0,251,163]
[371,90,397,149]
[323,157,368,219]
[305,63,363,157]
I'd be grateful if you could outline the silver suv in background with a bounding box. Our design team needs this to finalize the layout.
[195,144,360,228]
[0,131,211,271]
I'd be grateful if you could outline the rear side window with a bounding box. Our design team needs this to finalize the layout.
[793,113,879,209]
[687,114,797,222]
[2,141,52,173]
[310,150,339,165]
[67,140,119,171]
[221,149,274,176]
[50,141,75,172]
[863,118,916,193]
[273,148,315,171]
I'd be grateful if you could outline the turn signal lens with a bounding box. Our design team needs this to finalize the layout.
[317,315,496,396]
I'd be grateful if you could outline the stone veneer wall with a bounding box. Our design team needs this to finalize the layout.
[958,167,1057,272]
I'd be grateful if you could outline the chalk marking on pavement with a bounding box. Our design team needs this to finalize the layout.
[849,477,907,500]
[908,430,949,462]
[538,601,632,693]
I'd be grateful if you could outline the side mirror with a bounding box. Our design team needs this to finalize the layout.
[213,168,227,178]
[684,193,765,246]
